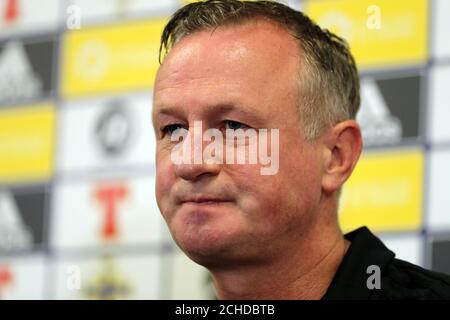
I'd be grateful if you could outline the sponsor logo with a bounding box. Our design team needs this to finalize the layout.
[0,191,33,251]
[0,104,55,182]
[0,186,47,253]
[62,19,166,97]
[2,0,20,25]
[93,183,128,242]
[306,0,428,68]
[340,149,423,232]
[0,266,13,299]
[0,41,42,105]
[358,73,422,146]
[94,100,132,157]
[82,254,132,300]
[358,78,402,145]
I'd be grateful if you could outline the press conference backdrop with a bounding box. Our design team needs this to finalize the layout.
[0,0,449,299]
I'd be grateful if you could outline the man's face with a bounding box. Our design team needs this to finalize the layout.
[152,21,324,267]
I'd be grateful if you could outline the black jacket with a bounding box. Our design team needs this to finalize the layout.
[322,227,450,300]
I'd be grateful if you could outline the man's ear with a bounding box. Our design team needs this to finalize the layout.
[320,120,363,194]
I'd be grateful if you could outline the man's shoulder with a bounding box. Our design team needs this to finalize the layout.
[374,258,450,300]
[323,226,450,300]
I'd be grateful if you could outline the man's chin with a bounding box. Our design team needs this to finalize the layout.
[177,229,229,255]
[174,229,241,267]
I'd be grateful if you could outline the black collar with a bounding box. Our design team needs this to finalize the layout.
[321,227,395,300]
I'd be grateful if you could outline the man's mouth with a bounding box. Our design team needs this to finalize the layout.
[180,197,233,205]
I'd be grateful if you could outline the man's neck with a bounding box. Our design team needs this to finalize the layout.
[210,226,351,300]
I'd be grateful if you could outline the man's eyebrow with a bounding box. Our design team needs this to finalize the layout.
[155,105,185,118]
[155,103,259,118]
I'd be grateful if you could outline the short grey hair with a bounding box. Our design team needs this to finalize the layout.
[159,0,360,140]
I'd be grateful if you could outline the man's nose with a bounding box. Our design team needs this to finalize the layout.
[173,129,222,181]
[175,161,222,181]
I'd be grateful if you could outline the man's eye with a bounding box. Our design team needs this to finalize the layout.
[224,120,249,131]
[161,124,184,136]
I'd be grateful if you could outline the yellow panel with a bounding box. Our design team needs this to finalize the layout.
[0,104,55,182]
[339,149,424,233]
[305,0,428,69]
[62,18,168,97]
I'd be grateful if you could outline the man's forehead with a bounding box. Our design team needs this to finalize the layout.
[155,19,301,87]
